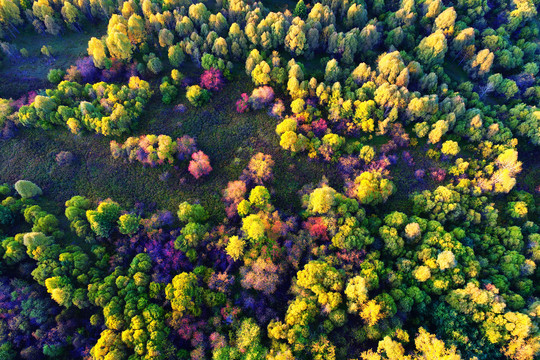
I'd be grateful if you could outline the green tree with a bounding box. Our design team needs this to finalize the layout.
[14,180,42,198]
[165,272,203,316]
[293,0,307,19]
[416,31,447,68]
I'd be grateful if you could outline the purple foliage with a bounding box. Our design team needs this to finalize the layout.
[306,97,318,108]
[402,151,415,166]
[514,73,535,90]
[145,235,192,283]
[415,169,426,180]
[159,171,170,182]
[76,56,98,83]
[387,154,398,164]
[238,293,278,324]
[0,119,17,140]
[206,247,229,273]
[338,155,362,177]
[176,135,197,161]
[174,104,187,113]
[0,277,88,357]
[110,229,191,282]
[136,147,147,163]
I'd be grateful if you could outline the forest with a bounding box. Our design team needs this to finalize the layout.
[0,0,539,358]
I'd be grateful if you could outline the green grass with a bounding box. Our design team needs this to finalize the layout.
[0,24,106,99]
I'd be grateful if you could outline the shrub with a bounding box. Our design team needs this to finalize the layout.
[236,93,250,113]
[249,86,275,110]
[47,69,65,84]
[160,80,178,104]
[55,151,75,166]
[14,180,42,198]
[177,135,197,161]
[186,85,211,107]
[188,151,212,179]
[200,68,225,91]
[270,99,286,118]
[147,57,163,74]
[41,45,52,57]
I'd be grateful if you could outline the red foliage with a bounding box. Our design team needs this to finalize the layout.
[200,68,225,91]
[430,168,447,182]
[11,91,37,110]
[312,118,328,137]
[235,93,250,113]
[101,59,125,82]
[303,217,328,241]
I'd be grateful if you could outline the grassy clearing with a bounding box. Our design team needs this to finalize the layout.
[0,72,337,222]
[0,24,106,99]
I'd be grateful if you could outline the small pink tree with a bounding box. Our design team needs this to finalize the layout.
[189,151,212,179]
[235,93,249,113]
[200,68,225,91]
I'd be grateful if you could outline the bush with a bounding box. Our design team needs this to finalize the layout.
[47,69,65,84]
[147,57,163,74]
[200,68,225,91]
[249,86,275,110]
[188,151,212,179]
[14,180,42,198]
[186,85,211,107]
[160,80,178,104]
[236,93,250,113]
[41,45,52,57]
[55,151,75,166]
